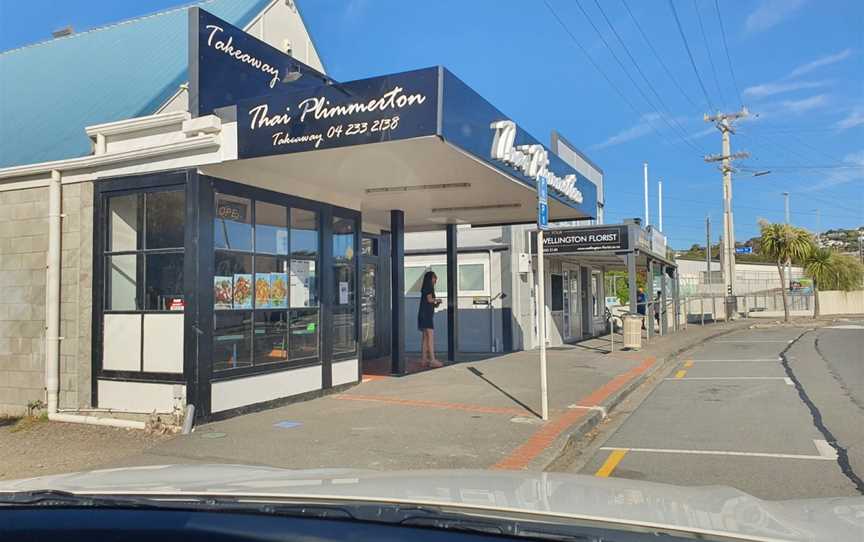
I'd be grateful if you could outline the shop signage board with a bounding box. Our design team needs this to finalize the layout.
[538,225,629,254]
[189,8,331,116]
[236,67,438,158]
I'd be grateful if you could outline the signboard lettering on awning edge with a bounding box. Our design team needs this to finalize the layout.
[237,68,439,158]
[490,120,583,204]
[191,8,331,117]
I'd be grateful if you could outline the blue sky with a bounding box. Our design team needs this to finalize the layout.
[1,0,862,248]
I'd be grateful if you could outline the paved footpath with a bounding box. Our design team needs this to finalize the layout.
[114,322,749,473]
[572,319,864,500]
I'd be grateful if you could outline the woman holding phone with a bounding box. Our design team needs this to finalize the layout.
[418,270,443,368]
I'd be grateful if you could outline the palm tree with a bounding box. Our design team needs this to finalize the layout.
[806,249,864,316]
[805,248,833,318]
[758,220,814,322]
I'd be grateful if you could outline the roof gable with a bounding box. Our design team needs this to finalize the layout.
[0,0,271,168]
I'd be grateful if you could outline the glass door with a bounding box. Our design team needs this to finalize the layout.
[569,272,582,340]
[361,263,379,359]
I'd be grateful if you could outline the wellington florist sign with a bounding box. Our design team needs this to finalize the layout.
[237,68,438,159]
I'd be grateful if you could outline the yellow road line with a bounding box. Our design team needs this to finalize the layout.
[595,449,628,477]
[684,360,694,368]
[674,370,687,379]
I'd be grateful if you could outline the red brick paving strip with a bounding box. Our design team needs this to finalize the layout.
[334,394,531,416]
[491,356,657,470]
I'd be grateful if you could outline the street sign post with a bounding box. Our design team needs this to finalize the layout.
[735,246,753,254]
[536,176,549,420]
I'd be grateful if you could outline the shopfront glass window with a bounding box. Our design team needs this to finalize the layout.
[146,191,185,249]
[103,188,185,313]
[107,254,139,310]
[214,195,252,251]
[592,272,601,317]
[109,194,139,252]
[213,311,253,371]
[404,265,447,295]
[255,201,288,255]
[459,264,486,292]
[332,216,357,356]
[551,274,564,311]
[145,253,184,310]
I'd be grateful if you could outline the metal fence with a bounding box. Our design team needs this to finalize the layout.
[677,290,814,326]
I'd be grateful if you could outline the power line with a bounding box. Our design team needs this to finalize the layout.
[693,0,726,106]
[541,2,644,126]
[620,0,701,112]
[714,0,744,107]
[590,0,707,153]
[543,0,697,156]
[668,0,716,111]
[572,0,704,154]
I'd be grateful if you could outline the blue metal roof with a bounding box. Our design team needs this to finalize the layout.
[0,0,272,169]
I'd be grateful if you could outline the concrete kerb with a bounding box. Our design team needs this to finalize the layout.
[537,321,754,472]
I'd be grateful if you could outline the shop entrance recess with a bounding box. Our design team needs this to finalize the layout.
[360,234,391,363]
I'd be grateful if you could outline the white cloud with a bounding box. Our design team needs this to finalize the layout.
[788,48,853,78]
[778,94,828,114]
[743,79,830,98]
[745,0,806,33]
[686,126,716,141]
[835,108,864,130]
[801,149,864,192]
[589,113,660,150]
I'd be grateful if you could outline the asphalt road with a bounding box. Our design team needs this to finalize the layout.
[569,320,864,501]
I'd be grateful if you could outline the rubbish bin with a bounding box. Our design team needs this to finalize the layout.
[623,315,642,350]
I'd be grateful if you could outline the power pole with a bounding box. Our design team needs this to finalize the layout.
[783,191,791,286]
[704,108,749,318]
[643,162,650,227]
[658,178,664,232]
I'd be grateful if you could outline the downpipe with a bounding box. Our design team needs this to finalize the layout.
[44,171,146,431]
[44,170,62,416]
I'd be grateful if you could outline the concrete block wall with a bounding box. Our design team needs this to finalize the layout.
[0,182,93,415]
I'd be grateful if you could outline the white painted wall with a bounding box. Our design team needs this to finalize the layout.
[331,359,359,386]
[211,364,322,412]
[97,380,180,413]
[143,313,184,373]
[103,314,141,371]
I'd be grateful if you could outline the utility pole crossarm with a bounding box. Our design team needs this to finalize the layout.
[704,151,750,163]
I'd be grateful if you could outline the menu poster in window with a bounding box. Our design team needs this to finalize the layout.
[339,281,349,305]
[270,272,288,307]
[214,276,233,309]
[233,274,253,309]
[255,274,271,309]
[290,260,313,307]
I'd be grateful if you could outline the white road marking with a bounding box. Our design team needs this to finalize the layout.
[690,358,782,362]
[825,325,864,330]
[664,376,794,385]
[599,446,836,461]
[814,439,839,460]
[714,340,794,343]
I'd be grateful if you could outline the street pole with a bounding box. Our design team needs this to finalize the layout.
[705,108,749,319]
[537,229,548,421]
[536,176,549,421]
[783,192,791,287]
[658,178,663,232]
[643,162,649,227]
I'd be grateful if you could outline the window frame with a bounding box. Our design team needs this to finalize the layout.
[402,255,491,298]
[102,185,187,314]
[93,172,191,393]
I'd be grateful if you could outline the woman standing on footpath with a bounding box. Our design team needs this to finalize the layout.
[418,270,443,368]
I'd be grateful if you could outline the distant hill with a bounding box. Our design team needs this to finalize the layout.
[674,226,863,262]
